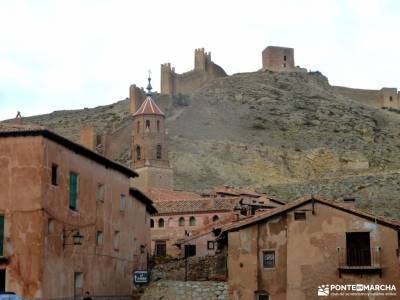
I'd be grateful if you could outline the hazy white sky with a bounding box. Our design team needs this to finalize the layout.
[0,0,399,121]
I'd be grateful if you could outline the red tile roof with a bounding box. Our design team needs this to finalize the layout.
[146,188,202,202]
[153,197,240,215]
[220,195,400,233]
[132,96,164,116]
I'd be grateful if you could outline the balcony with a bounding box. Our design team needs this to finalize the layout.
[337,247,382,278]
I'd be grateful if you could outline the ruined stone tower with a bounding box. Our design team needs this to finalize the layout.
[262,46,295,71]
[129,84,146,114]
[131,76,173,191]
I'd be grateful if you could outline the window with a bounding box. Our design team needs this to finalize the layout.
[158,218,164,228]
[150,219,154,228]
[0,216,4,256]
[74,272,83,295]
[136,145,141,160]
[113,231,120,250]
[96,231,103,246]
[157,120,160,132]
[51,164,58,186]
[263,251,275,268]
[346,232,371,266]
[390,96,393,101]
[256,292,270,300]
[283,63,286,68]
[212,215,219,222]
[120,194,126,212]
[283,55,287,61]
[69,172,79,211]
[189,216,196,226]
[178,217,185,227]
[207,241,215,250]
[47,219,54,234]
[145,120,150,129]
[294,211,306,220]
[97,183,105,202]
[137,121,140,133]
[155,241,166,257]
[156,144,162,159]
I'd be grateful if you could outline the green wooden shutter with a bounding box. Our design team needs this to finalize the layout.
[69,172,78,210]
[0,216,4,256]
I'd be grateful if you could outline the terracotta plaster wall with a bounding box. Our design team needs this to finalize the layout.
[0,136,45,298]
[40,138,149,299]
[286,202,400,300]
[228,226,259,300]
[151,211,233,257]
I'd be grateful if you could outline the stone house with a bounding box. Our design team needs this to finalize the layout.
[0,124,156,299]
[218,196,400,300]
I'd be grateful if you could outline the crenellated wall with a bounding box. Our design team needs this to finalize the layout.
[160,48,227,96]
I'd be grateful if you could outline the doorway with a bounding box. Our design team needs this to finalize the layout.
[346,232,371,266]
[0,269,5,292]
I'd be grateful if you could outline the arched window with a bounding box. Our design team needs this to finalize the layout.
[150,219,154,228]
[189,216,196,226]
[178,217,185,227]
[156,144,162,159]
[136,145,141,160]
[137,121,140,133]
[157,120,160,132]
[212,215,219,222]
[158,218,164,228]
[145,120,150,129]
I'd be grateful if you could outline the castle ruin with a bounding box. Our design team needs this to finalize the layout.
[160,48,227,96]
[262,46,295,71]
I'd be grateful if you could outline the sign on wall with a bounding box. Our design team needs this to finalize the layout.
[134,271,149,284]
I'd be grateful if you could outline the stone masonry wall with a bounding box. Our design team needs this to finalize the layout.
[141,280,228,300]
[151,254,227,282]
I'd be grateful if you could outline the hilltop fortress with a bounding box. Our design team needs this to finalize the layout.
[154,45,400,109]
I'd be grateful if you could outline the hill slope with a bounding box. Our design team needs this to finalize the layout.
[17,70,400,218]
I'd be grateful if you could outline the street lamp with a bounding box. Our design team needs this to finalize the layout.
[63,229,84,248]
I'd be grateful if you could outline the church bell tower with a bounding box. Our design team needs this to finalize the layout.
[131,75,173,191]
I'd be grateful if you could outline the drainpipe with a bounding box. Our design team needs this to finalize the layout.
[256,222,260,293]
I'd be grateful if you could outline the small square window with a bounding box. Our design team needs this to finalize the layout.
[120,194,126,212]
[207,241,215,250]
[263,251,275,268]
[97,184,105,202]
[294,211,306,220]
[256,294,270,300]
[96,231,103,246]
[51,164,58,186]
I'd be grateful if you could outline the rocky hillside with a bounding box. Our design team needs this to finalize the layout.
[13,70,400,219]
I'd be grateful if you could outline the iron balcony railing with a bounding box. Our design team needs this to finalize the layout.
[337,247,382,269]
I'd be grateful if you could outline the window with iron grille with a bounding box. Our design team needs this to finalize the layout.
[263,251,275,268]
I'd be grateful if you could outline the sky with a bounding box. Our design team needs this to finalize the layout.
[0,0,399,121]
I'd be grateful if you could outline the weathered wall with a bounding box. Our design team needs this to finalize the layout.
[228,202,400,300]
[160,49,227,96]
[151,254,227,282]
[150,211,234,257]
[334,86,400,109]
[0,136,45,298]
[181,231,218,257]
[262,46,295,72]
[40,137,150,299]
[141,280,228,300]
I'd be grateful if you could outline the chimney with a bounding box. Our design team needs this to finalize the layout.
[342,196,356,208]
[79,126,96,151]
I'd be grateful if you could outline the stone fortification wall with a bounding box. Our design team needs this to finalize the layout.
[160,48,227,96]
[334,86,400,109]
[141,280,228,300]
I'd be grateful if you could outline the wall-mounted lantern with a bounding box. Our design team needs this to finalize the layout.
[63,229,84,248]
